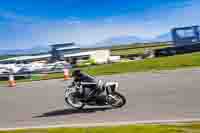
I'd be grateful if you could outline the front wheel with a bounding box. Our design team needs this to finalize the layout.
[107,92,126,108]
[65,92,85,109]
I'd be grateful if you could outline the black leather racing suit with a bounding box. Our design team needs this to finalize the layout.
[73,72,98,100]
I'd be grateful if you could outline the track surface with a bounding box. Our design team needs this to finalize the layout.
[1,69,200,128]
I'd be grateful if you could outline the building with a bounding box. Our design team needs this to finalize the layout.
[0,54,51,64]
[64,50,111,64]
[90,50,110,64]
[0,42,111,65]
[50,42,80,62]
[171,25,200,47]
[155,25,200,57]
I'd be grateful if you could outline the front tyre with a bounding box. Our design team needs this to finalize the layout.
[65,92,85,109]
[107,92,126,108]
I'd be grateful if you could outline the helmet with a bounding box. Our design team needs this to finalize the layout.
[72,69,81,77]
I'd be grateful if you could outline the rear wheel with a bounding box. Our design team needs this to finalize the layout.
[65,92,85,109]
[107,92,126,108]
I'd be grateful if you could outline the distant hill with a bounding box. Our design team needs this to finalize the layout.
[153,32,172,42]
[91,35,149,48]
[0,33,173,55]
[86,33,172,48]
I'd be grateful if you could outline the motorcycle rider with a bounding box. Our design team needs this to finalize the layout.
[71,69,99,101]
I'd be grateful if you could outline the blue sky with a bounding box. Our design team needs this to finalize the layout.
[0,0,199,49]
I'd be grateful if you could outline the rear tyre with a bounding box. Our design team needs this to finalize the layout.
[108,92,126,108]
[65,92,85,109]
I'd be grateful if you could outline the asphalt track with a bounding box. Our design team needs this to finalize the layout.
[1,68,200,129]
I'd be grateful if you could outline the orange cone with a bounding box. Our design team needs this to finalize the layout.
[8,74,16,87]
[63,69,70,80]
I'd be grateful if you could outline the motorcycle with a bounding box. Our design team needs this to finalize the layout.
[64,79,126,109]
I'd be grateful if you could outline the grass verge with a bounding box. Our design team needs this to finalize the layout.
[1,123,200,133]
[83,52,200,76]
[0,73,65,85]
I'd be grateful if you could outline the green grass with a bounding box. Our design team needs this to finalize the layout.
[82,52,200,76]
[0,55,17,60]
[40,73,65,80]
[0,73,65,85]
[111,44,170,56]
[1,123,200,133]
[110,43,169,50]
